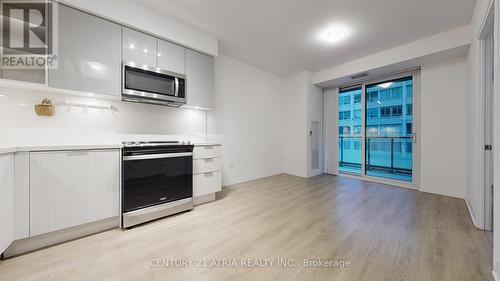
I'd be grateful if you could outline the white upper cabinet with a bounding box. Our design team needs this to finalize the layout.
[0,154,14,254]
[158,40,186,75]
[48,5,121,96]
[122,28,157,67]
[185,49,215,109]
[29,150,120,236]
[1,69,45,84]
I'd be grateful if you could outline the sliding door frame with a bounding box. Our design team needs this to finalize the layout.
[338,69,421,190]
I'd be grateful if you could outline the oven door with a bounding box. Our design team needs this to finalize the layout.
[122,63,186,104]
[123,152,193,213]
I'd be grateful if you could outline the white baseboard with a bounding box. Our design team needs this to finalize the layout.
[5,217,118,257]
[308,169,324,177]
[419,185,465,199]
[492,270,499,281]
[223,170,283,187]
[465,197,483,229]
[281,170,308,178]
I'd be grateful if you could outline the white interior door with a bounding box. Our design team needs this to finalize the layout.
[483,25,494,232]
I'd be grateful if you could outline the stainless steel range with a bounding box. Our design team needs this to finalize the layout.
[121,141,194,228]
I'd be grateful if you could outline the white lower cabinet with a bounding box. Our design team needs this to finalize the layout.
[0,153,14,254]
[193,145,222,204]
[14,152,30,240]
[29,150,120,236]
[193,157,222,174]
[193,145,221,159]
[194,171,222,197]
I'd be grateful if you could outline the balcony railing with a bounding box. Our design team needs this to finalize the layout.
[339,136,412,176]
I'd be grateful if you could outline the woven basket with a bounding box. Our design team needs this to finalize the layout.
[35,98,55,116]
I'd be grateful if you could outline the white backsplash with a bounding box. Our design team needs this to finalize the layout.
[0,85,215,146]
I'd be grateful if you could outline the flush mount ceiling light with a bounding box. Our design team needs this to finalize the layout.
[319,24,351,44]
[378,82,394,88]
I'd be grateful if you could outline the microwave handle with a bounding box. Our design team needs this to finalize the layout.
[174,77,179,97]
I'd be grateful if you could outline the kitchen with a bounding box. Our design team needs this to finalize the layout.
[0,1,223,257]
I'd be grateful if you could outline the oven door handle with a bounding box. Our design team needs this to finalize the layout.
[123,152,192,161]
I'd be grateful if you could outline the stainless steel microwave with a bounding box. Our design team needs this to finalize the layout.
[122,62,186,107]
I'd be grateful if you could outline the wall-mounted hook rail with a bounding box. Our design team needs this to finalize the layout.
[55,101,118,112]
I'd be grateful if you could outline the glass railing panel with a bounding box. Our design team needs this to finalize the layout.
[365,137,412,182]
[338,136,362,174]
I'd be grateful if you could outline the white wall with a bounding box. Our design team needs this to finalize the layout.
[323,87,339,175]
[321,56,469,198]
[281,71,324,178]
[307,76,324,177]
[419,56,469,199]
[208,55,285,186]
[282,72,309,177]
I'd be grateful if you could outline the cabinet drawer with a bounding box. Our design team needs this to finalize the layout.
[193,171,221,197]
[193,157,221,174]
[193,145,221,159]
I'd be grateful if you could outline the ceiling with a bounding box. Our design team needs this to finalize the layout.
[133,0,476,76]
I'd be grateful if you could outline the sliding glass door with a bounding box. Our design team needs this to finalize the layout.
[365,77,414,182]
[338,73,418,187]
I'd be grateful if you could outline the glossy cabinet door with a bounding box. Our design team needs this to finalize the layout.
[48,5,121,96]
[185,50,214,109]
[122,27,157,67]
[0,9,45,83]
[14,152,30,240]
[30,150,120,236]
[158,40,186,75]
[1,69,45,84]
[0,154,14,254]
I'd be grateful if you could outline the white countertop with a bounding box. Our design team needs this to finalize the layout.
[0,142,221,155]
[193,142,222,146]
[0,143,124,154]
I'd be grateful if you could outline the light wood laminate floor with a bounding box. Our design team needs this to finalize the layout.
[0,174,493,281]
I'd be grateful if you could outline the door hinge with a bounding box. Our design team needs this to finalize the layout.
[485,144,493,151]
